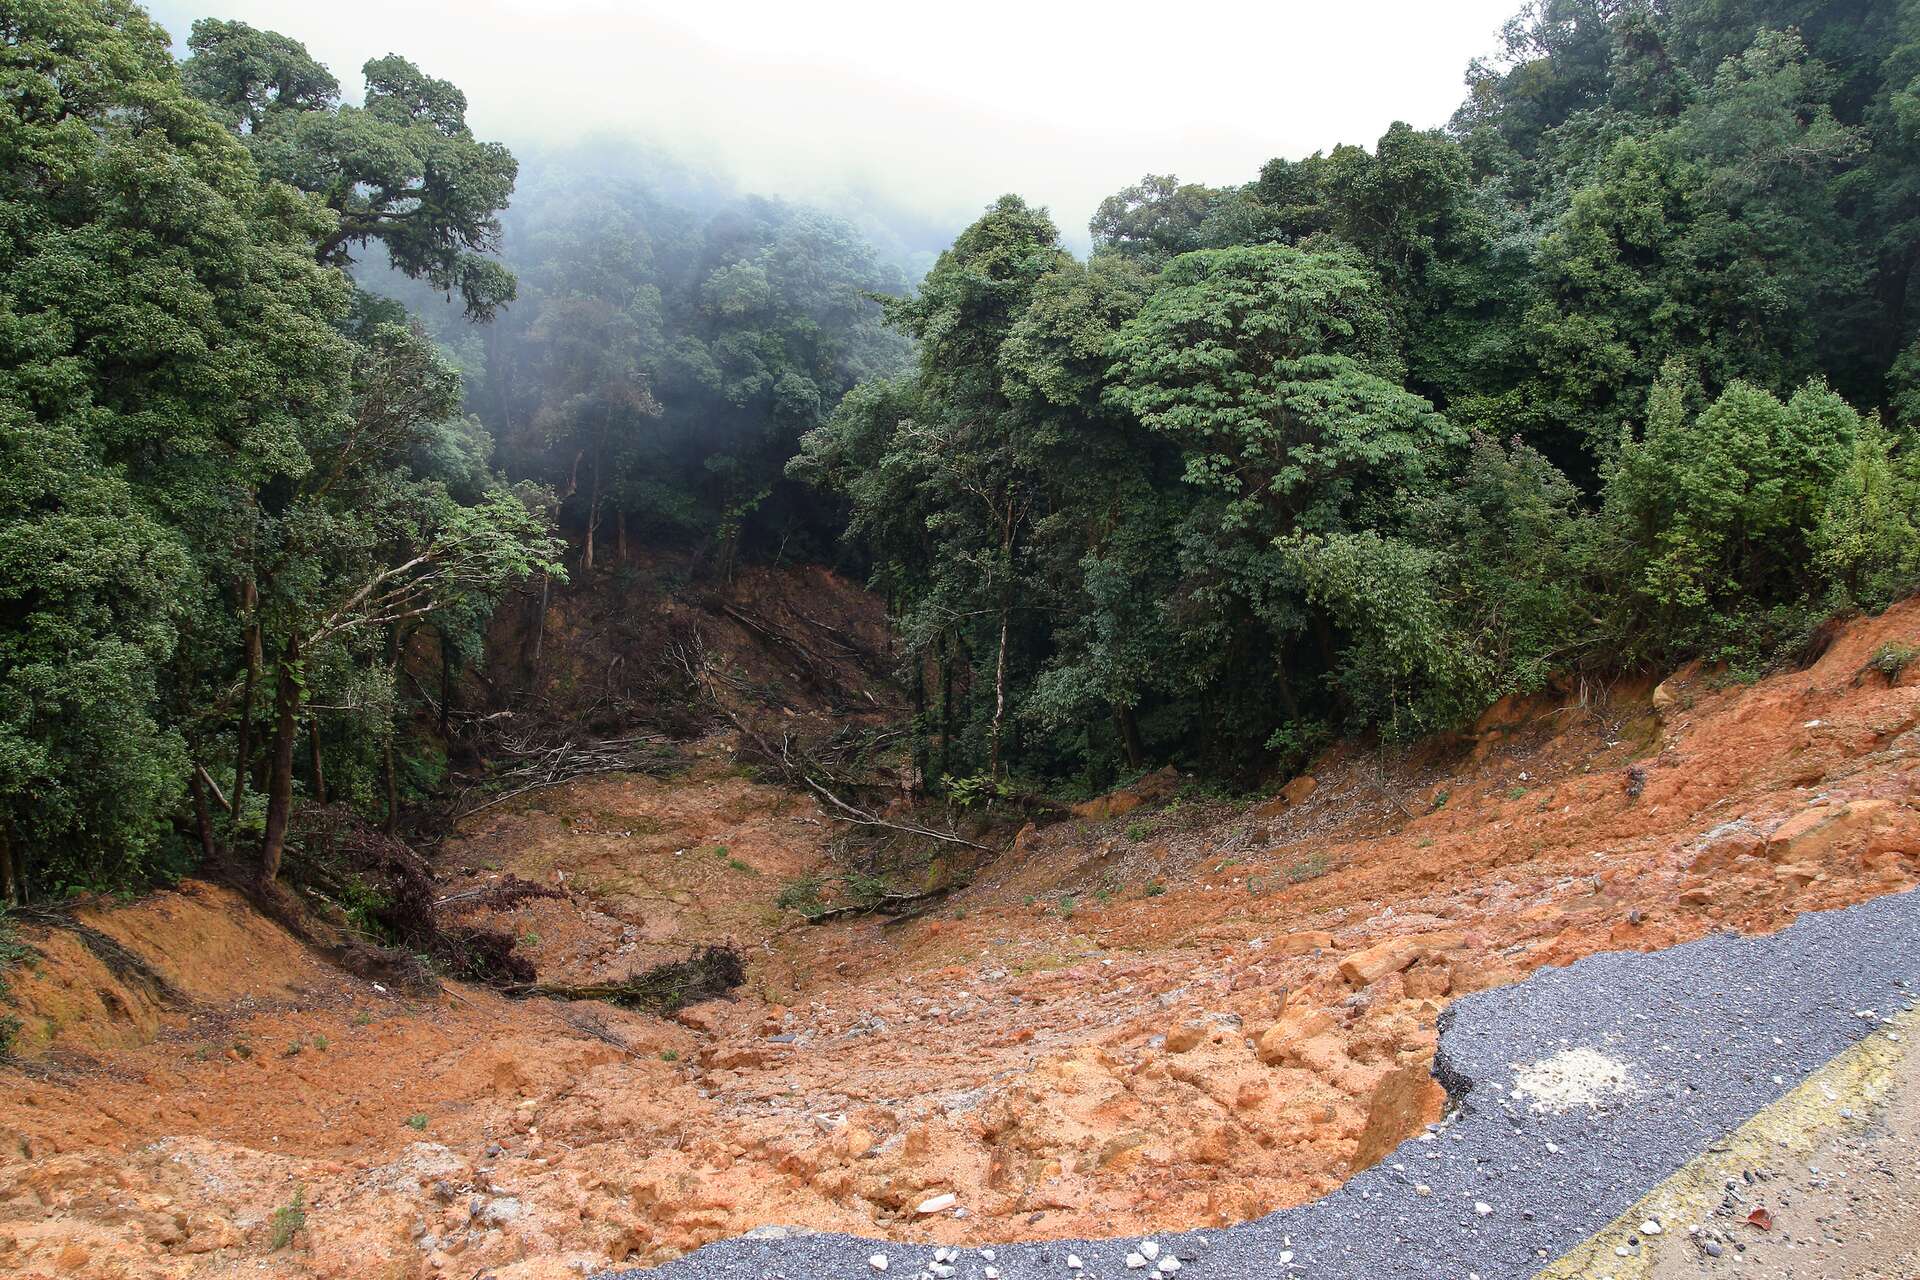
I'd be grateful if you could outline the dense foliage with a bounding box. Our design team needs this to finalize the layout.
[797,0,1920,789]
[0,1,559,901]
[6,0,1920,897]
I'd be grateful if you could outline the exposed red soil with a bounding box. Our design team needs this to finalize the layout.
[1,602,1916,1279]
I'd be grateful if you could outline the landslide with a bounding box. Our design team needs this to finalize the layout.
[1,580,1917,1280]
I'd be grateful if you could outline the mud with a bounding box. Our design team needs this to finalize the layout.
[1,600,1916,1279]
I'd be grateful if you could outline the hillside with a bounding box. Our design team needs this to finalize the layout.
[1,594,1912,1278]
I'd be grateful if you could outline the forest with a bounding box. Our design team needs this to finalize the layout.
[3,0,1919,903]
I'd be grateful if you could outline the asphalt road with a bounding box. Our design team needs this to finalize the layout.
[602,887,1920,1280]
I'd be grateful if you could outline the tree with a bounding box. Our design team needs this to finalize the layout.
[184,21,519,319]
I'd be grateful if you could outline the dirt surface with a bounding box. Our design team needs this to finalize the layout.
[1,599,1917,1279]
[1649,1020,1920,1280]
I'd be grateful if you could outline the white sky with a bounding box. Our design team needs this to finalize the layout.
[147,0,1520,251]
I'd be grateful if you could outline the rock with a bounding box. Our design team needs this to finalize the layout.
[915,1192,957,1215]
[1402,962,1452,999]
[1641,1218,1663,1236]
[1067,1254,1084,1270]
[1475,1201,1493,1217]
[1126,1254,1147,1269]
[1766,800,1898,864]
[869,1254,888,1272]
[1255,1006,1335,1065]
[1678,885,1714,906]
[1140,1240,1159,1260]
[1280,775,1318,806]
[1338,936,1428,986]
[1073,766,1180,821]
[1348,1063,1447,1173]
[1775,862,1821,888]
[1164,1021,1208,1054]
[1157,1258,1181,1274]
[1274,931,1335,956]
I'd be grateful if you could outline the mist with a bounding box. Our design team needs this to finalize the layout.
[143,0,1520,253]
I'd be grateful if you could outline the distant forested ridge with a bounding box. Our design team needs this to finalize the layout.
[795,0,1920,788]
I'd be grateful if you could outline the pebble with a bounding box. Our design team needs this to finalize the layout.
[1141,1241,1160,1260]
[930,1265,954,1278]
[985,1270,1000,1280]
[1415,1183,1432,1197]
[1157,1259,1181,1275]
[1125,1254,1146,1270]
[1067,1255,1084,1271]
[1475,1201,1493,1217]
[916,1193,957,1215]
[869,1255,888,1273]
[1641,1218,1663,1236]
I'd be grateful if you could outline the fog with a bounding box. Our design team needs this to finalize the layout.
[146,0,1518,252]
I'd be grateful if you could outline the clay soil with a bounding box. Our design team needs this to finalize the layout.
[2,601,1918,1279]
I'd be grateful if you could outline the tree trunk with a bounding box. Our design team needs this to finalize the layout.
[258,634,303,885]
[0,829,19,906]
[384,625,402,835]
[988,603,1010,777]
[938,633,954,781]
[1114,703,1144,770]
[189,769,217,861]
[232,578,262,814]
[615,508,628,563]
[528,572,550,673]
[438,627,454,740]
[583,444,601,572]
[305,716,327,807]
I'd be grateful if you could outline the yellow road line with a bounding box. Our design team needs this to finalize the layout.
[1534,1007,1917,1279]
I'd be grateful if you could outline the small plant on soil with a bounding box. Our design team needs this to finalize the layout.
[1145,881,1166,897]
[269,1186,305,1250]
[775,875,826,918]
[283,1040,303,1057]
[1057,895,1076,918]
[1285,853,1330,884]
[405,1113,429,1131]
[726,858,755,874]
[350,1010,373,1027]
[1866,641,1917,679]
[660,1049,678,1062]
[1124,822,1149,841]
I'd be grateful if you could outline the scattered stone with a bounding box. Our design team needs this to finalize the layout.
[869,1254,888,1272]
[915,1192,957,1215]
[1067,1254,1083,1270]
[1140,1240,1160,1261]
[1641,1218,1663,1236]
[1475,1201,1493,1217]
[1125,1254,1146,1269]
[1157,1258,1181,1274]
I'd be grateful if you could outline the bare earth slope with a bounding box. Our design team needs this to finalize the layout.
[1,601,1916,1279]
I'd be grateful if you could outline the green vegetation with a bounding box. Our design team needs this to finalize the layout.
[268,1186,306,1250]
[795,1,1920,789]
[0,1,559,903]
[4,0,1920,909]
[405,1113,429,1131]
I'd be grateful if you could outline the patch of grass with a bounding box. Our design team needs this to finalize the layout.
[1506,785,1530,800]
[231,1040,253,1059]
[269,1186,306,1250]
[660,1049,678,1062]
[1124,821,1149,842]
[1022,894,1036,907]
[775,874,826,917]
[1056,895,1076,918]
[1430,789,1450,810]
[1284,853,1330,884]
[405,1113,429,1131]
[518,929,541,947]
[310,1034,328,1052]
[282,1040,303,1057]
[1144,881,1166,897]
[726,858,756,875]
[350,1010,373,1027]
